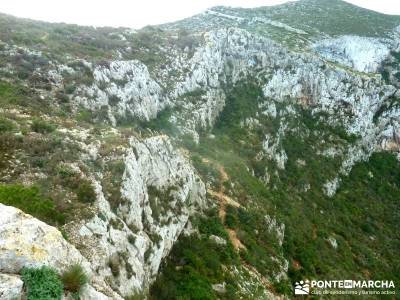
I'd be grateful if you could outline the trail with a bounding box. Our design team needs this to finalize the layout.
[203,158,280,297]
[203,158,244,251]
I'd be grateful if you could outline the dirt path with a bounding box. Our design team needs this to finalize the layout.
[203,158,245,251]
[202,158,281,296]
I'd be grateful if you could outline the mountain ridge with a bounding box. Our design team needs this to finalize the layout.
[0,2,399,299]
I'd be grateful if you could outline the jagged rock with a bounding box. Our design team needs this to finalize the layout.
[69,135,207,296]
[209,235,227,246]
[327,236,338,249]
[265,214,285,246]
[212,282,226,294]
[76,60,169,125]
[0,274,23,300]
[78,285,113,300]
[0,203,91,275]
[312,36,391,73]
[0,204,123,299]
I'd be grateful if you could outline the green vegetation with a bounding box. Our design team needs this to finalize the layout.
[21,266,63,300]
[150,210,239,300]
[1,3,399,298]
[138,107,176,135]
[0,184,65,225]
[265,0,400,38]
[20,265,88,299]
[0,116,15,132]
[31,119,56,134]
[61,264,88,294]
[0,81,46,111]
[151,78,400,297]
[0,81,24,105]
[76,180,96,204]
[281,152,400,290]
[101,159,125,211]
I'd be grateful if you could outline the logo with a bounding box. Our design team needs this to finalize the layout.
[294,279,395,296]
[295,280,310,295]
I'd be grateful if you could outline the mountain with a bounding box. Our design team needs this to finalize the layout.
[0,0,399,299]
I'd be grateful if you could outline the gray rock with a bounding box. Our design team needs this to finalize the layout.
[212,282,226,294]
[0,274,23,300]
[209,235,227,246]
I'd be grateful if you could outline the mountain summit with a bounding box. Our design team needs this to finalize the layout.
[0,1,399,299]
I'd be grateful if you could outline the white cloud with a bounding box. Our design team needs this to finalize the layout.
[0,0,399,28]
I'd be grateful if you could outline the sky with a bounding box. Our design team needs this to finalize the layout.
[0,0,399,29]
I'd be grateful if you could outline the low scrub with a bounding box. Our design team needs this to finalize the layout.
[61,264,88,294]
[31,119,55,134]
[0,184,65,225]
[21,266,63,300]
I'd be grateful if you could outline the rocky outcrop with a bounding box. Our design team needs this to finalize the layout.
[0,133,207,299]
[312,36,391,73]
[76,60,169,125]
[0,274,23,300]
[0,203,115,300]
[66,135,206,297]
[0,203,91,275]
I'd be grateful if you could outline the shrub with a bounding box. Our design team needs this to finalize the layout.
[76,181,96,203]
[0,117,15,132]
[61,264,88,294]
[0,132,20,151]
[108,254,120,277]
[0,184,65,225]
[31,119,55,134]
[76,109,93,123]
[21,266,63,300]
[0,81,23,105]
[128,234,136,245]
[64,84,76,94]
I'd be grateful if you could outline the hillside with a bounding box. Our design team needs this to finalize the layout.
[0,0,399,299]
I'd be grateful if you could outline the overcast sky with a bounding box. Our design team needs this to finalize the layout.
[0,0,399,28]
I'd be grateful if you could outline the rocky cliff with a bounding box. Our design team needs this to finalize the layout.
[0,0,399,299]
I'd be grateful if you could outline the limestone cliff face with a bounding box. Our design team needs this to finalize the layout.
[1,2,400,299]
[0,134,206,299]
[66,26,399,189]
[0,203,117,299]
[76,60,169,125]
[69,135,206,296]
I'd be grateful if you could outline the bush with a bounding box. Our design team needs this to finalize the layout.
[108,255,120,277]
[31,119,55,134]
[61,264,88,294]
[0,117,15,132]
[21,266,63,300]
[77,181,96,203]
[128,234,136,245]
[0,184,65,225]
[64,84,76,95]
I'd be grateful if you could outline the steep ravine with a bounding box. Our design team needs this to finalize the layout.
[0,1,400,299]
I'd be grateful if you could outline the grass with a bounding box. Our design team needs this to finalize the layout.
[0,81,47,112]
[21,266,63,300]
[61,264,88,294]
[0,184,65,225]
[76,180,96,204]
[0,116,15,132]
[150,210,239,300]
[0,81,24,105]
[31,119,56,134]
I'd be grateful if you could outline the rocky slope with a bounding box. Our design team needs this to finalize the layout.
[0,0,400,299]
